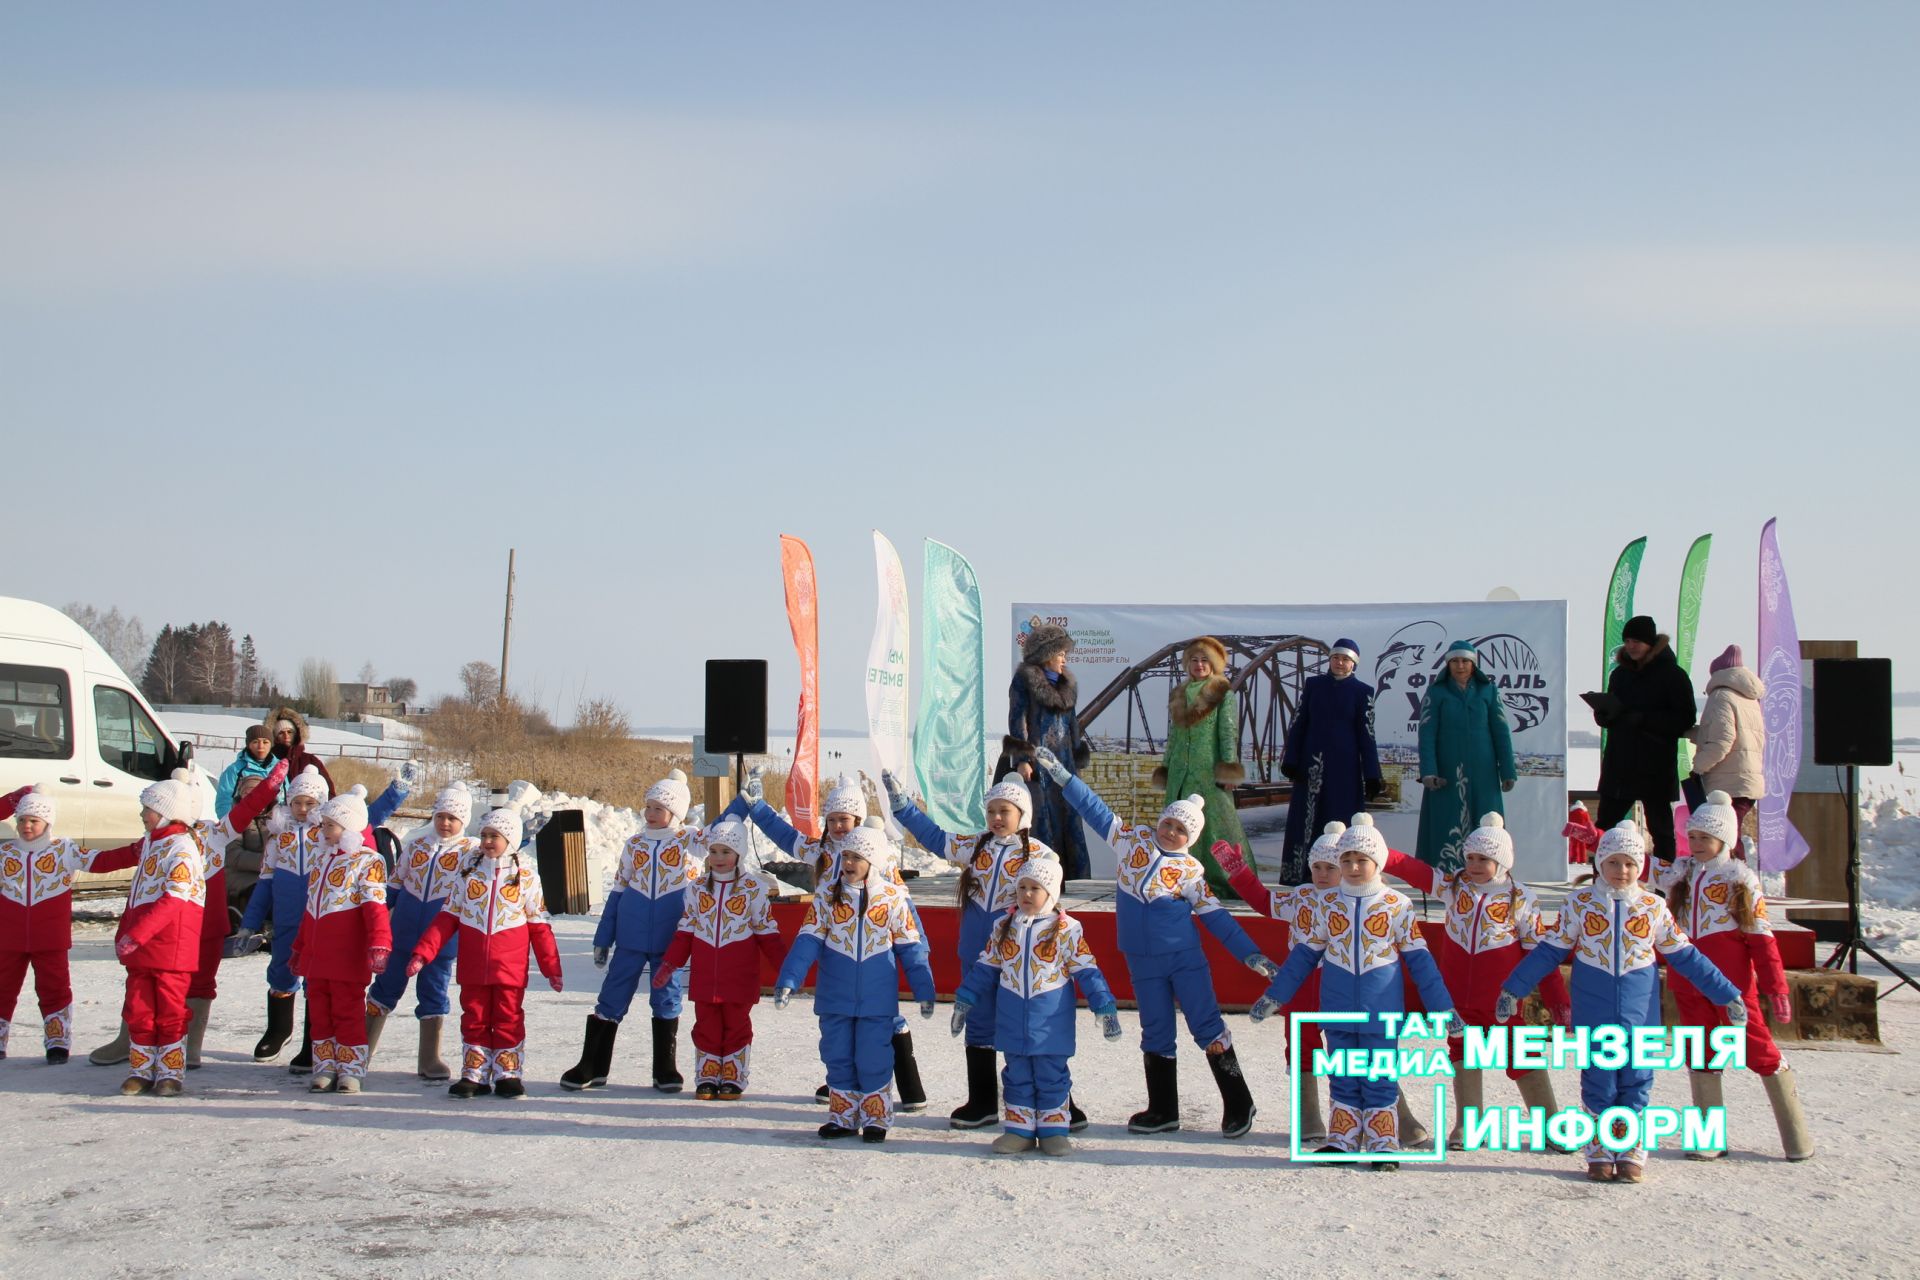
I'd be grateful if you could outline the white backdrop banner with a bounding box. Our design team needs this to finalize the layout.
[1010,600,1570,883]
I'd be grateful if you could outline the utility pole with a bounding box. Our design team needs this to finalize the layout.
[500,548,516,701]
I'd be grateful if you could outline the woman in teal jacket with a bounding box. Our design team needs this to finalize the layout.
[1415,640,1516,873]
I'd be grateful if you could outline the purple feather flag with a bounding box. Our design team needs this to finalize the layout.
[1755,519,1811,872]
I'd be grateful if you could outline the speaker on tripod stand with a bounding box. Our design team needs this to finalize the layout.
[1812,658,1916,996]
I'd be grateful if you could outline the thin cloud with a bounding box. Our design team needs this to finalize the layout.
[1525,244,1920,328]
[0,92,964,292]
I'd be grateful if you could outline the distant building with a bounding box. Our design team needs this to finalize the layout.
[336,682,405,718]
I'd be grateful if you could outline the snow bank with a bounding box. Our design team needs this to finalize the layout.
[1859,772,1920,959]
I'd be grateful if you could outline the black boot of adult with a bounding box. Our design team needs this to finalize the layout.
[254,992,295,1061]
[1206,1047,1257,1139]
[1068,1097,1089,1133]
[560,1015,618,1091]
[651,1017,684,1093]
[948,1045,999,1129]
[1127,1053,1180,1134]
[892,1032,927,1114]
[287,1005,313,1075]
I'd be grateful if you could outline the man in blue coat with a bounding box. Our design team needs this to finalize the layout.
[1279,639,1382,885]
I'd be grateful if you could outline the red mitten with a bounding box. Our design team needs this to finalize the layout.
[368,946,391,974]
[0,785,29,821]
[115,935,137,961]
[1768,993,1792,1023]
[548,975,564,993]
[405,955,426,977]
[1211,840,1248,881]
[651,967,673,989]
[1550,1003,1572,1027]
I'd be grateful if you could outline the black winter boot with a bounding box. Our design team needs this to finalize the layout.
[948,1045,999,1129]
[892,1032,927,1114]
[1206,1047,1257,1139]
[254,993,295,1061]
[287,1005,313,1075]
[651,1016,684,1093]
[1068,1097,1088,1133]
[1128,1053,1180,1134]
[560,1015,618,1091]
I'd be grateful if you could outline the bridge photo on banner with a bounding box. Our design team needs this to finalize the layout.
[1009,601,1570,883]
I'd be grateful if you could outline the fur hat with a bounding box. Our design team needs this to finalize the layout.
[482,807,524,851]
[1443,639,1478,665]
[245,723,272,745]
[287,764,331,804]
[14,785,55,827]
[823,773,867,822]
[705,816,751,857]
[139,770,196,826]
[1686,790,1740,853]
[1595,819,1646,871]
[1336,811,1390,864]
[1160,794,1207,843]
[1622,615,1658,645]
[1184,635,1229,675]
[1022,623,1075,667]
[1016,855,1064,913]
[645,768,691,825]
[433,784,473,826]
[318,784,370,841]
[983,778,1033,827]
[1330,638,1360,664]
[1308,820,1346,868]
[1463,812,1514,873]
[1709,644,1743,674]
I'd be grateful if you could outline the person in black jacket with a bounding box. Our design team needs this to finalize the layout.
[997,624,1092,879]
[1582,615,1697,862]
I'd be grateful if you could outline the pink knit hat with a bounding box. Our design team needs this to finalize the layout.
[1709,644,1743,674]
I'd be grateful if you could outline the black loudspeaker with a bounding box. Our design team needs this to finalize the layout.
[1812,658,1893,767]
[705,659,768,755]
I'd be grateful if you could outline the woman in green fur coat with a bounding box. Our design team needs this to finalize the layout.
[1415,639,1517,873]
[1154,636,1249,899]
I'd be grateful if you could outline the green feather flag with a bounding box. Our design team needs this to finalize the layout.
[1674,534,1712,780]
[1600,537,1647,751]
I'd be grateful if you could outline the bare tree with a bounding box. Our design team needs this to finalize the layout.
[572,697,632,742]
[387,677,418,706]
[299,658,340,718]
[358,660,378,685]
[459,660,500,706]
[64,602,150,676]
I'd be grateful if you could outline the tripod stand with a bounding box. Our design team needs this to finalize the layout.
[1822,764,1920,999]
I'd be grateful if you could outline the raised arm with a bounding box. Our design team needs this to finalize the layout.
[1383,847,1437,895]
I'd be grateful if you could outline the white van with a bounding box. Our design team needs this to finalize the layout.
[0,596,194,847]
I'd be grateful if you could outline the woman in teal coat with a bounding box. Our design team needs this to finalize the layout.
[1416,640,1516,873]
[1155,636,1248,899]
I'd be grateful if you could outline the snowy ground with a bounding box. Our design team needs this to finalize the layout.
[2,918,1915,1280]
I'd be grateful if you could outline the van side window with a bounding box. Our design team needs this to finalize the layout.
[0,663,74,760]
[93,686,169,781]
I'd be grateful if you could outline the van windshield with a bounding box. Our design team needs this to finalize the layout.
[0,663,74,760]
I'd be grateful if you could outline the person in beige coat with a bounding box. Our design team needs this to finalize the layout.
[1686,645,1766,858]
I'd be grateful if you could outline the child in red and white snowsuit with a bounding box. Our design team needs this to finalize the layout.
[1214,821,1344,1144]
[408,808,563,1099]
[1,786,143,1063]
[1659,791,1812,1161]
[653,817,786,1098]
[1382,812,1571,1146]
[288,785,392,1094]
[113,771,211,1096]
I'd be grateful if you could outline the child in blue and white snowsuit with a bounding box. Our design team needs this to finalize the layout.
[882,767,1060,1129]
[726,770,929,1112]
[562,769,701,1093]
[1253,813,1456,1165]
[775,822,936,1143]
[364,783,476,1081]
[1497,819,1746,1184]
[951,856,1122,1156]
[239,763,409,1072]
[1033,746,1277,1139]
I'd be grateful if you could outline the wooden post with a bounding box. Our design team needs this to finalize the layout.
[499,549,516,700]
[700,774,736,824]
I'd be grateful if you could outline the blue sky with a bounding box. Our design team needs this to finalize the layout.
[5,3,1916,729]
